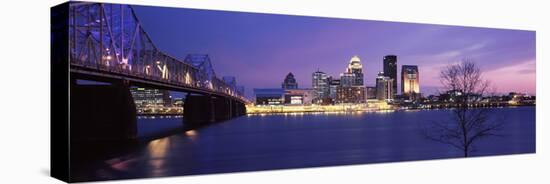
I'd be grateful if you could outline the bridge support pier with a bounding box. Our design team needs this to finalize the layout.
[69,79,137,144]
[237,101,246,116]
[214,97,231,121]
[184,95,246,126]
[184,94,215,125]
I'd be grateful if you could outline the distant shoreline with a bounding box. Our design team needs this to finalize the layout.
[135,104,535,116]
[245,104,535,115]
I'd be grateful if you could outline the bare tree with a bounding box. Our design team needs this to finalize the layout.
[423,60,503,157]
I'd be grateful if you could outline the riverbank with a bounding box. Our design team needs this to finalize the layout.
[245,103,535,114]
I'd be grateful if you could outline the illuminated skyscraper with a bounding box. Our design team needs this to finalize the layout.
[376,72,394,101]
[346,55,364,86]
[401,65,420,99]
[282,72,298,89]
[383,55,397,96]
[336,55,366,104]
[328,77,341,100]
[312,70,330,101]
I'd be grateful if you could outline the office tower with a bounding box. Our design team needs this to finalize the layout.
[376,72,394,101]
[329,77,341,100]
[312,70,330,100]
[383,55,397,96]
[401,65,420,99]
[346,55,364,86]
[335,55,366,104]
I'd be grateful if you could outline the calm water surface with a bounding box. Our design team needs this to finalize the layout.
[74,106,535,181]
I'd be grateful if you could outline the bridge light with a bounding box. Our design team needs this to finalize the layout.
[156,61,161,65]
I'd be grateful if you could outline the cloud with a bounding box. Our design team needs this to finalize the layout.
[517,68,536,74]
[483,59,536,94]
[465,42,488,51]
[484,59,536,74]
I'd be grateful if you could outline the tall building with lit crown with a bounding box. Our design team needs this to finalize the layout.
[376,72,394,101]
[346,55,364,86]
[383,55,397,96]
[282,72,298,89]
[312,70,330,101]
[336,55,366,104]
[401,65,420,99]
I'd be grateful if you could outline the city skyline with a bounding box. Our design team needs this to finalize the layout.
[52,2,537,182]
[133,5,536,97]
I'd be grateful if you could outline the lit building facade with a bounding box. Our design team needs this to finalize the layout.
[376,72,394,102]
[284,88,315,105]
[383,55,397,96]
[336,86,366,104]
[130,87,172,108]
[401,65,420,99]
[340,73,354,87]
[312,70,330,101]
[254,88,285,105]
[282,72,298,89]
[328,77,341,100]
[366,86,377,100]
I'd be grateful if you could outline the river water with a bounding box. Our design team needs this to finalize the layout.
[74,106,535,181]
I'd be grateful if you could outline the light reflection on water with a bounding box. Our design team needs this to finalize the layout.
[184,130,198,141]
[148,138,170,158]
[147,138,171,177]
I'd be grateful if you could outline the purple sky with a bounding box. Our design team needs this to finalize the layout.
[133,5,536,98]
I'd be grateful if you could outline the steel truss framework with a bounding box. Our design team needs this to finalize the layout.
[69,2,245,99]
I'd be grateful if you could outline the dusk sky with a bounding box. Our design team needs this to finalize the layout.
[133,5,536,97]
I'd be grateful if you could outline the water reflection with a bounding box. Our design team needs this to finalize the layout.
[147,138,170,176]
[148,138,170,158]
[105,157,138,172]
[185,130,198,141]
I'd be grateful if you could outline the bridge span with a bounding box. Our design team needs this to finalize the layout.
[58,2,249,143]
